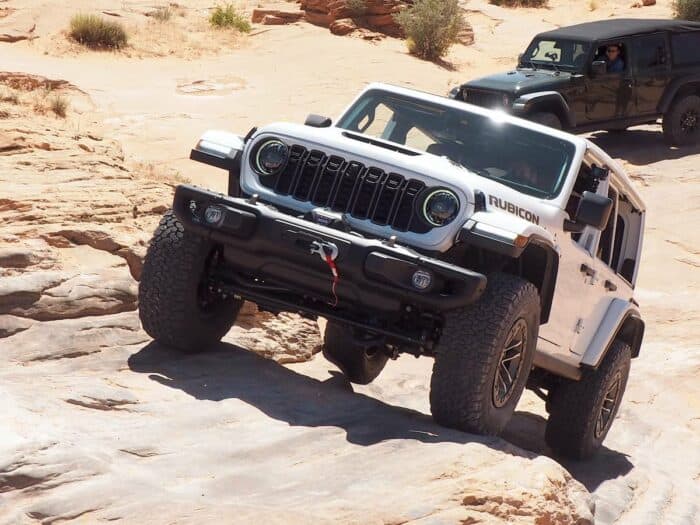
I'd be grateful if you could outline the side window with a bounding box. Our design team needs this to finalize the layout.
[632,33,668,72]
[597,186,618,265]
[672,31,700,66]
[594,42,627,73]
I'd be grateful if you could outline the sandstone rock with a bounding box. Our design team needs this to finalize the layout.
[0,24,36,43]
[251,9,304,23]
[0,247,39,268]
[305,10,334,27]
[330,18,358,35]
[228,302,322,363]
[0,315,34,338]
[262,15,288,25]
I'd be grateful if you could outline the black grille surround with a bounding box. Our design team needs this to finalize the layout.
[252,143,455,234]
[463,89,507,109]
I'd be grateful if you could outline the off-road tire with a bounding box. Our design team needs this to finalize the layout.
[663,94,700,146]
[430,273,540,435]
[323,321,389,385]
[139,210,243,352]
[529,112,562,130]
[545,339,631,459]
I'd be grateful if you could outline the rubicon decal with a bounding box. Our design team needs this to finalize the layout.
[488,195,540,225]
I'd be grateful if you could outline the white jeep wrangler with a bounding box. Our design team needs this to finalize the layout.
[139,83,645,459]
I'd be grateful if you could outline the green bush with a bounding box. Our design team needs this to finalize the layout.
[210,4,251,32]
[488,0,548,7]
[394,0,467,61]
[346,0,368,17]
[69,14,128,49]
[674,0,700,20]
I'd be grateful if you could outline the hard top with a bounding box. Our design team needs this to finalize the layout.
[536,18,700,43]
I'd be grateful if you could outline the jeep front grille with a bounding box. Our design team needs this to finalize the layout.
[258,144,431,233]
[463,89,505,108]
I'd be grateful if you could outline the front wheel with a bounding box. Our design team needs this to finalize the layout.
[663,94,700,146]
[545,339,631,459]
[138,210,243,352]
[529,111,562,130]
[430,273,540,435]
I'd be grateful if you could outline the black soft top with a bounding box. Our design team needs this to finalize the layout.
[536,18,700,43]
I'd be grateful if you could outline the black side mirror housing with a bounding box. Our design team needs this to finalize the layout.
[591,60,607,76]
[575,191,613,230]
[517,52,524,66]
[305,114,332,128]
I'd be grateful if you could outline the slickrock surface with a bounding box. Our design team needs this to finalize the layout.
[1,0,698,523]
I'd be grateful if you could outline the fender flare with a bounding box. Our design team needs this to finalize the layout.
[512,91,575,128]
[581,300,645,369]
[658,74,700,114]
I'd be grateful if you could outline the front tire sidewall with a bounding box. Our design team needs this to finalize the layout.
[430,274,540,435]
[138,210,242,352]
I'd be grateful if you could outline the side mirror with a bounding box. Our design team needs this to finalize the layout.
[591,60,607,76]
[305,114,332,128]
[574,191,613,230]
[517,52,524,66]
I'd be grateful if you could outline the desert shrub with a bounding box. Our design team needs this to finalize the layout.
[674,0,700,20]
[49,94,69,118]
[346,0,367,16]
[69,14,128,49]
[394,0,467,61]
[0,89,19,105]
[151,6,173,22]
[210,4,251,32]
[488,0,548,7]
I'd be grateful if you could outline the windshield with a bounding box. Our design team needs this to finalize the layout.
[336,89,576,199]
[521,38,590,71]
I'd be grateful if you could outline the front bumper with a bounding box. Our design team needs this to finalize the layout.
[174,185,486,319]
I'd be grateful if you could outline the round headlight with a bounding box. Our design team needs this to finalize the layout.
[422,189,459,227]
[254,139,289,175]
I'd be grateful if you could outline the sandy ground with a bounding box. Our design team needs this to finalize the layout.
[2,0,699,523]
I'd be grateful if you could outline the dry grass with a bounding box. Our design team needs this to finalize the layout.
[0,88,20,105]
[49,94,69,118]
[488,0,548,6]
[69,14,128,49]
[151,6,173,22]
[346,0,368,16]
[210,4,251,32]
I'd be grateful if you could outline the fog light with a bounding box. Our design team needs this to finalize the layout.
[412,269,433,291]
[204,205,223,225]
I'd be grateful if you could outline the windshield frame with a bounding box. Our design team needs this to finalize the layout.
[336,88,578,200]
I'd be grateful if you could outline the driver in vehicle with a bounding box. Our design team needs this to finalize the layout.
[605,44,625,73]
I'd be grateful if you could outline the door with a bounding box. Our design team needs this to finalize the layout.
[631,32,671,115]
[538,162,610,358]
[585,40,634,122]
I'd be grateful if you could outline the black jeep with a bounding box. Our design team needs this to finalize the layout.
[450,19,700,145]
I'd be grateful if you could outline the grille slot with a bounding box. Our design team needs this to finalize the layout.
[255,143,433,233]
[464,89,504,108]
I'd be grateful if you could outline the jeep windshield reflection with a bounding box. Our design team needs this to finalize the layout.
[337,89,576,199]
[521,38,591,72]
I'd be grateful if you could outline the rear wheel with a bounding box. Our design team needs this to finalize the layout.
[529,112,562,130]
[429,273,540,435]
[138,210,243,352]
[545,339,631,459]
[323,322,389,385]
[663,94,700,146]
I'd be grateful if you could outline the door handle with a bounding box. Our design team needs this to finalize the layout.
[604,280,617,292]
[580,263,596,278]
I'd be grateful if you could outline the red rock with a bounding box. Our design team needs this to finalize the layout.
[330,18,358,35]
[305,10,334,27]
[262,15,287,25]
[251,9,304,23]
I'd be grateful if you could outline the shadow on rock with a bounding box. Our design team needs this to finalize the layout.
[129,341,523,453]
[588,128,700,166]
[504,410,634,492]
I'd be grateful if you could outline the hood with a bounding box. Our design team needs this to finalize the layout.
[464,69,572,95]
